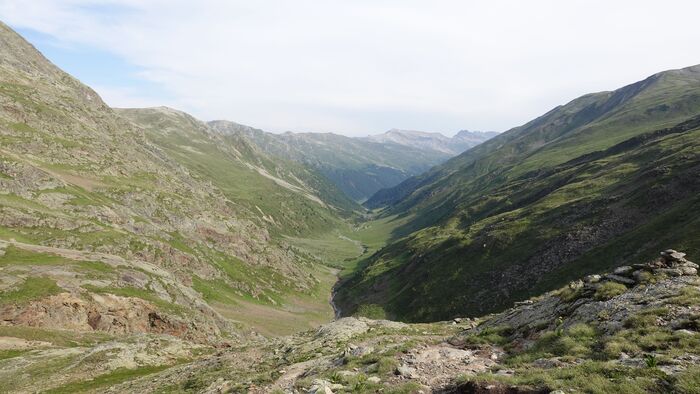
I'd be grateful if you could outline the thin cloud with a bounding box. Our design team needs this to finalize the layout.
[1,0,699,136]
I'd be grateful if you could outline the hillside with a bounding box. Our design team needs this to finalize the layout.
[0,20,357,343]
[209,121,495,202]
[5,248,698,393]
[342,65,700,322]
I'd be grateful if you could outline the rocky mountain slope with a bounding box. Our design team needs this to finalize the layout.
[209,121,496,202]
[0,20,355,343]
[341,65,700,322]
[363,129,497,155]
[5,249,697,393]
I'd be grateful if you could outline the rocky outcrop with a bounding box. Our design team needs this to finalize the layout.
[0,292,218,342]
[467,250,699,338]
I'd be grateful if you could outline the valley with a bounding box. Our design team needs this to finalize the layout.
[0,19,699,394]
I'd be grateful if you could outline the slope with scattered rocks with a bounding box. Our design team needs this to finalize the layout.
[32,250,692,394]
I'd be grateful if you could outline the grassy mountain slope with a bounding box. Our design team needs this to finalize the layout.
[340,65,700,322]
[0,21,350,338]
[209,120,457,201]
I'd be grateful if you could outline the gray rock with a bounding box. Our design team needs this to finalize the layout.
[674,329,695,336]
[679,266,698,276]
[661,250,686,262]
[583,274,602,284]
[367,376,381,384]
[315,318,369,341]
[655,268,683,277]
[308,379,335,394]
[345,344,374,357]
[532,357,566,369]
[395,365,418,379]
[613,266,634,276]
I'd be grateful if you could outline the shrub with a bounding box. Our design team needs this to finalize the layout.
[673,366,700,393]
[644,354,658,368]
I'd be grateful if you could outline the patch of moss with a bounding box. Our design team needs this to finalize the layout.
[0,276,62,305]
[464,325,514,346]
[45,365,171,393]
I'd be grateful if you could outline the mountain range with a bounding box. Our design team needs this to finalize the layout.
[0,19,699,393]
[208,122,495,202]
[363,128,498,155]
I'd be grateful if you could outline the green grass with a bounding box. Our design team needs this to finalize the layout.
[0,349,27,360]
[594,282,628,301]
[191,276,240,306]
[0,277,62,305]
[45,365,171,394]
[508,324,597,365]
[0,326,112,347]
[468,360,667,394]
[0,245,115,274]
[285,230,363,267]
[0,245,69,266]
[0,192,55,213]
[353,304,387,319]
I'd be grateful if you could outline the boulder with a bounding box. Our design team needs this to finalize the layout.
[307,379,335,394]
[613,266,634,276]
[583,274,602,284]
[344,344,374,357]
[661,249,686,262]
[654,268,683,277]
[395,365,418,379]
[315,318,369,341]
[679,266,698,276]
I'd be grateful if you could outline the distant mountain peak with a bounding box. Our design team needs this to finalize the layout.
[365,128,497,155]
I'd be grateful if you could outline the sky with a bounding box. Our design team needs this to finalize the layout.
[1,1,699,136]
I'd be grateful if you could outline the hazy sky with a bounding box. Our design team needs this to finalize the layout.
[1,0,699,136]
